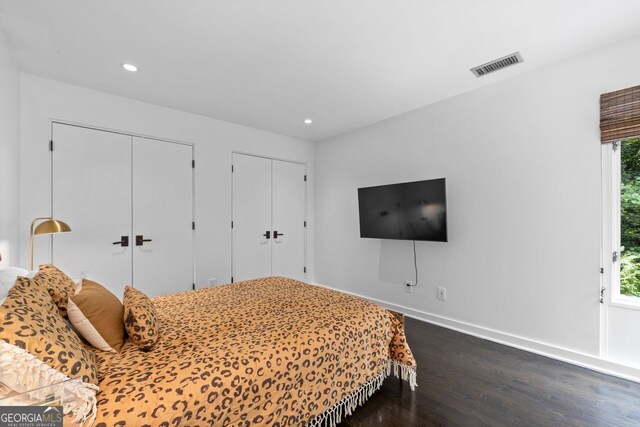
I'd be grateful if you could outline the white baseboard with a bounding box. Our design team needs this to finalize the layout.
[311,282,640,384]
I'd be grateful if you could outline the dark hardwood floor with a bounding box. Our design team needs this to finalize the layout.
[341,317,640,426]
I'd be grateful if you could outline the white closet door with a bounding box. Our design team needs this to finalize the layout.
[132,137,193,296]
[272,160,306,280]
[52,124,132,296]
[232,153,272,282]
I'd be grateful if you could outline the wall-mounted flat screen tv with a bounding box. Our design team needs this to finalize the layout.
[358,178,447,242]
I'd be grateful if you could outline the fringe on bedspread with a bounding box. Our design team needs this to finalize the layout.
[306,360,417,427]
[0,341,98,427]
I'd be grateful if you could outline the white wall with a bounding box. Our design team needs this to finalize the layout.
[19,74,315,286]
[315,34,640,366]
[0,27,20,268]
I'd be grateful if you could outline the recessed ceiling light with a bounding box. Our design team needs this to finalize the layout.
[122,63,138,72]
[303,119,313,124]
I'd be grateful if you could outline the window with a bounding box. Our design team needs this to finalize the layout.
[619,138,640,299]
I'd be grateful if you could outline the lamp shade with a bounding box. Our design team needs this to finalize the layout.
[33,219,72,235]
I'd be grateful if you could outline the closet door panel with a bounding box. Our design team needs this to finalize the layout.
[52,124,132,296]
[271,160,306,281]
[232,154,272,282]
[132,137,193,296]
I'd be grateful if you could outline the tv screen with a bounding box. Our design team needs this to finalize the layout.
[358,178,447,242]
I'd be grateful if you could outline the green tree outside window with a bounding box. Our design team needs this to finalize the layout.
[620,138,640,297]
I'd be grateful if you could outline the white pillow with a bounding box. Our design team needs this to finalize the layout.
[0,267,29,304]
[1,268,84,303]
[27,269,85,287]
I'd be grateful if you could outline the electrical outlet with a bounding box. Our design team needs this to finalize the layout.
[437,287,447,301]
[208,278,217,286]
[405,281,414,294]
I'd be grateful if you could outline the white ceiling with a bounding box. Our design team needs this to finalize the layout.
[2,1,640,141]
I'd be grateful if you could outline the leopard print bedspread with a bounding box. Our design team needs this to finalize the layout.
[90,277,415,426]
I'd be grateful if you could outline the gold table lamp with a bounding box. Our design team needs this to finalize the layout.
[29,217,72,270]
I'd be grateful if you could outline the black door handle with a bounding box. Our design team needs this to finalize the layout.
[263,230,271,239]
[136,235,152,246]
[112,236,129,247]
[274,231,284,238]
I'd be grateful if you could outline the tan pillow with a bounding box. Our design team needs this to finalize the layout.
[68,279,125,353]
[0,277,99,422]
[32,264,77,317]
[123,286,159,351]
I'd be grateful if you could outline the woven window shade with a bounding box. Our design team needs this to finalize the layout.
[600,85,640,143]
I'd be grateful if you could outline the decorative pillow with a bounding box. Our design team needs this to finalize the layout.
[123,286,159,351]
[0,277,98,422]
[32,264,77,317]
[0,267,29,304]
[68,279,125,353]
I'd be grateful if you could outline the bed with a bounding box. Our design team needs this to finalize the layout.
[88,277,416,426]
[0,270,415,426]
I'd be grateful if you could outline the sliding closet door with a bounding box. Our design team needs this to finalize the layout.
[232,153,272,282]
[271,160,306,280]
[52,124,132,295]
[132,137,193,297]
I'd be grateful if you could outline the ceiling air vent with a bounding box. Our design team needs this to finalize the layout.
[470,52,524,77]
